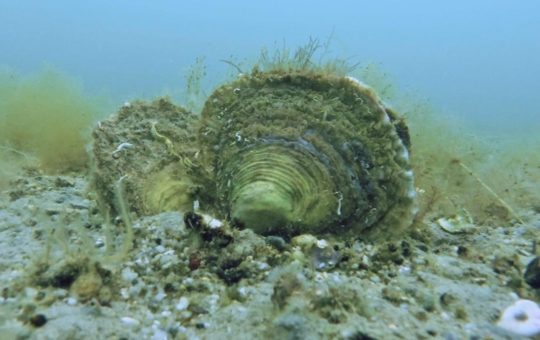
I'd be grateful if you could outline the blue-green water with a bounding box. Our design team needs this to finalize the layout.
[1,1,539,133]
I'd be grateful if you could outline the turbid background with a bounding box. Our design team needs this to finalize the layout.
[1,1,539,134]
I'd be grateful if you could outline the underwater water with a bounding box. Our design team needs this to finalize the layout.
[2,1,539,133]
[1,1,540,339]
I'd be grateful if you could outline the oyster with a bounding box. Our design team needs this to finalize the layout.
[91,98,201,216]
[91,69,416,239]
[197,69,415,238]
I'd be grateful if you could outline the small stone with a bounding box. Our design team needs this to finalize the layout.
[121,267,138,282]
[291,234,317,249]
[29,314,47,327]
[121,316,140,326]
[175,297,189,311]
[195,322,209,329]
[66,297,77,306]
[207,218,223,229]
[94,238,105,248]
[316,239,328,249]
[524,256,540,288]
[440,292,456,307]
[310,245,341,271]
[399,266,411,275]
[154,292,167,301]
[266,236,287,251]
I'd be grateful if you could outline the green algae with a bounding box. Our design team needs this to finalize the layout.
[0,68,102,173]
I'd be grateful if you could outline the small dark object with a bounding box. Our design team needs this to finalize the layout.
[163,283,176,293]
[216,257,247,285]
[51,266,81,288]
[457,245,468,257]
[216,267,247,285]
[416,244,429,252]
[524,256,540,288]
[219,257,243,270]
[189,253,202,271]
[8,189,25,201]
[439,292,456,307]
[401,241,412,257]
[195,322,208,329]
[186,212,233,246]
[184,212,203,229]
[29,314,47,327]
[347,331,378,340]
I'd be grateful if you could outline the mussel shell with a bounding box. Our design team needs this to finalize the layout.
[198,70,415,238]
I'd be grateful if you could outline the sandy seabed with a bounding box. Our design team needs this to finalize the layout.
[0,170,538,340]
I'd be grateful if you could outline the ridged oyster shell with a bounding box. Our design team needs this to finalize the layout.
[91,98,200,216]
[198,69,416,238]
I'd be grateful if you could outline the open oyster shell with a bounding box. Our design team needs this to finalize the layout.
[198,69,416,238]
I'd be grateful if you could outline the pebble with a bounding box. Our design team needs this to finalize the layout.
[154,292,167,302]
[265,236,287,251]
[121,267,139,282]
[316,239,328,249]
[121,316,140,326]
[399,266,412,275]
[66,297,77,306]
[29,314,47,327]
[95,238,105,248]
[524,256,540,288]
[175,297,189,311]
[291,234,317,249]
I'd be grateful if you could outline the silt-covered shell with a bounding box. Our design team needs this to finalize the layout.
[91,98,201,216]
[198,69,415,238]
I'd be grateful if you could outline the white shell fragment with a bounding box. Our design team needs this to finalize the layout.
[121,316,140,327]
[175,297,190,311]
[497,299,540,337]
[436,209,475,234]
[112,142,134,156]
[202,214,223,229]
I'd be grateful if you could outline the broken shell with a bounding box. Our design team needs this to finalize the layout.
[198,69,415,238]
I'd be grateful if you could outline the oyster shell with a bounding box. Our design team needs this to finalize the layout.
[91,98,201,216]
[91,69,416,239]
[197,69,415,238]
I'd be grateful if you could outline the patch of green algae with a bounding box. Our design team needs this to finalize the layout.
[0,68,101,173]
